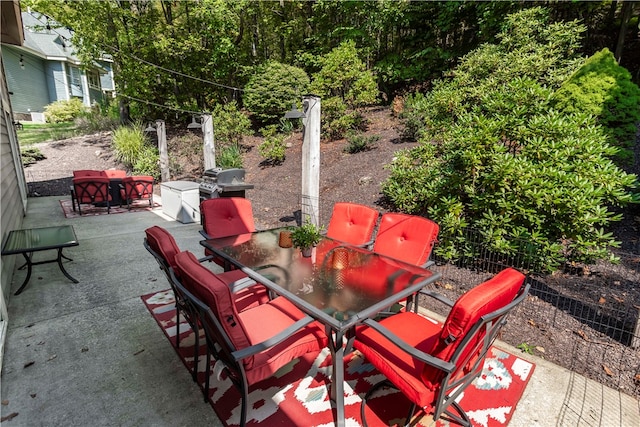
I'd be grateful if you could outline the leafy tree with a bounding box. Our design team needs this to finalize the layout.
[383,7,639,271]
[553,48,640,161]
[243,62,310,125]
[309,40,378,139]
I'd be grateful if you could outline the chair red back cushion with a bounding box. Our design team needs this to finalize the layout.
[421,268,525,388]
[373,213,439,265]
[144,226,180,271]
[103,169,127,178]
[201,198,256,239]
[73,176,111,203]
[73,170,103,178]
[326,202,379,246]
[122,176,154,199]
[174,251,252,353]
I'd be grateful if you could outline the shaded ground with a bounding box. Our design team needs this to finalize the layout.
[23,106,640,397]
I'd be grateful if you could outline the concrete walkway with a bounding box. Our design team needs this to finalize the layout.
[1,196,638,426]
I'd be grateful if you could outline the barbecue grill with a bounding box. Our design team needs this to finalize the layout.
[199,168,254,201]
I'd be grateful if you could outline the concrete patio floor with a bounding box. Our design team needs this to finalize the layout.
[1,196,638,426]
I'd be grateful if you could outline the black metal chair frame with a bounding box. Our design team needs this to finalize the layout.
[169,264,316,427]
[120,177,154,210]
[359,282,530,427]
[72,179,111,215]
[144,239,203,384]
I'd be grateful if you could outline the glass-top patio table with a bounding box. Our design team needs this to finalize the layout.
[1,225,79,295]
[201,227,441,427]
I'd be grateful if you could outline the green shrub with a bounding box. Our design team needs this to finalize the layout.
[216,143,243,169]
[21,146,46,166]
[382,7,639,271]
[553,48,640,161]
[258,125,286,165]
[344,132,379,154]
[75,100,119,133]
[309,40,378,140]
[44,98,87,123]
[112,124,148,169]
[399,92,429,141]
[133,146,160,180]
[211,101,252,147]
[243,62,310,125]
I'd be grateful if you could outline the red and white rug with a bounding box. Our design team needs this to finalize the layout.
[142,290,535,427]
[60,198,161,218]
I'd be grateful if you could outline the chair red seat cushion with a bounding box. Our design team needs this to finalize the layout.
[238,297,328,384]
[355,312,442,409]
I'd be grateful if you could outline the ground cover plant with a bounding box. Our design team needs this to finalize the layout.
[383,7,639,272]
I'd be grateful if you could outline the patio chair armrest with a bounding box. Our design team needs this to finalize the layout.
[418,289,455,307]
[361,318,456,373]
[227,277,259,293]
[197,255,214,263]
[232,315,315,361]
[199,229,212,239]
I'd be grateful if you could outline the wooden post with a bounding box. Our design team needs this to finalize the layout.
[301,95,320,227]
[202,114,216,170]
[155,119,170,182]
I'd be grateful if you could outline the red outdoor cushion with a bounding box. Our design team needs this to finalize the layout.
[103,169,127,178]
[238,296,328,384]
[73,170,103,178]
[174,251,327,384]
[72,176,111,203]
[201,198,256,239]
[175,251,253,353]
[423,268,525,387]
[120,175,154,200]
[326,202,379,246]
[145,226,181,272]
[373,213,439,266]
[355,311,442,409]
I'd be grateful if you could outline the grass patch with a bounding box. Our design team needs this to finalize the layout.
[17,122,78,145]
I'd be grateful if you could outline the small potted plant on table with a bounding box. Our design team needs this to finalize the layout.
[290,220,323,257]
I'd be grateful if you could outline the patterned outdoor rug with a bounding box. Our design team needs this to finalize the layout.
[59,198,161,218]
[142,289,535,427]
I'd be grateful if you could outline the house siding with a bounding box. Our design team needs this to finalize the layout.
[46,61,68,104]
[0,53,27,311]
[2,45,49,114]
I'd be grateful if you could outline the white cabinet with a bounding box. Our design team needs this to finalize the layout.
[160,181,200,223]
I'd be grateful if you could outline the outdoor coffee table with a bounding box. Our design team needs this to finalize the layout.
[201,228,441,427]
[1,225,79,295]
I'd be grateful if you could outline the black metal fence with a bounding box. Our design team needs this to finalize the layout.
[424,227,640,398]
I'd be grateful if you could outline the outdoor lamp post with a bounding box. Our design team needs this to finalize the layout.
[285,95,321,228]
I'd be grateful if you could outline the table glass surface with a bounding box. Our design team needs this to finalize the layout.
[2,225,78,254]
[203,228,437,327]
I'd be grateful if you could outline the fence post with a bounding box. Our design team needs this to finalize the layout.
[155,119,170,182]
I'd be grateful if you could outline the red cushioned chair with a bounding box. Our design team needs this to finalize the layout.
[174,251,328,426]
[326,202,379,247]
[354,268,529,427]
[120,175,154,210]
[72,176,112,214]
[199,198,256,269]
[144,226,269,386]
[102,169,127,179]
[373,213,439,267]
[70,170,104,211]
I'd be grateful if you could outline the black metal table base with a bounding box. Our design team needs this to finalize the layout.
[14,249,78,295]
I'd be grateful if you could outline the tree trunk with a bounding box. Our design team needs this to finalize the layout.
[614,1,633,63]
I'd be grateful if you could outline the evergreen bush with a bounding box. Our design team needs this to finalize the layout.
[309,40,378,140]
[44,98,87,123]
[258,125,286,165]
[382,7,639,271]
[553,48,640,161]
[243,62,310,125]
